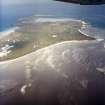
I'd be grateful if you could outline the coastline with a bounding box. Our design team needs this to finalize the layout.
[0,17,97,61]
[0,27,19,39]
[0,17,92,38]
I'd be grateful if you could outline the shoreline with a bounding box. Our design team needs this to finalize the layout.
[0,17,91,38]
[0,27,19,39]
[0,17,98,62]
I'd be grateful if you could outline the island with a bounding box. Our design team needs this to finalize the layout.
[0,17,95,61]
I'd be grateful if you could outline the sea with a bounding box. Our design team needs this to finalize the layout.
[0,0,105,39]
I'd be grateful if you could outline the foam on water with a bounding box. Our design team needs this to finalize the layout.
[0,44,14,58]
[80,23,105,40]
[34,17,105,41]
[35,17,82,23]
[0,27,19,38]
[1,15,105,42]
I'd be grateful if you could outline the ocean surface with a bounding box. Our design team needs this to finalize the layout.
[0,1,105,39]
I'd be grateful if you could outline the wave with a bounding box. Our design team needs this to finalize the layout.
[34,14,54,17]
[35,17,82,23]
[0,27,19,39]
[34,17,105,41]
[79,20,105,41]
[1,16,104,42]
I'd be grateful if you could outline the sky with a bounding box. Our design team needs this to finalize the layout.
[1,0,51,5]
